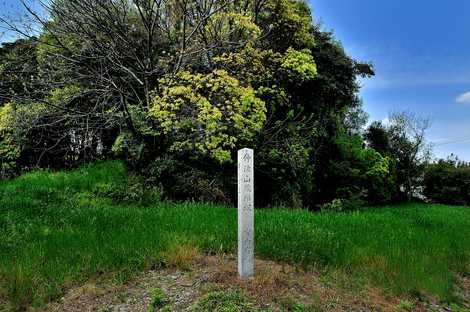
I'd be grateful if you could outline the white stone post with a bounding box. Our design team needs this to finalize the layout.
[238,148,254,278]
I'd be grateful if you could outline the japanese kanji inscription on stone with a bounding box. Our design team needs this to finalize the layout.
[238,148,254,278]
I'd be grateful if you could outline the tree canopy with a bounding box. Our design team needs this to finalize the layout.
[1,0,438,209]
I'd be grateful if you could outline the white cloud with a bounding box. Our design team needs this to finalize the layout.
[456,92,470,105]
[381,117,390,126]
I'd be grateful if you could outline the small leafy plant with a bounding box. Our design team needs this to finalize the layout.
[192,290,255,312]
[147,288,170,312]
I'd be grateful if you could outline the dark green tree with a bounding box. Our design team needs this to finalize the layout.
[0,38,39,106]
[366,112,432,201]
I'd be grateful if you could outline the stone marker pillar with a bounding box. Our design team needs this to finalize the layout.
[238,148,254,278]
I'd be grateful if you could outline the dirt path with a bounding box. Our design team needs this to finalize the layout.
[37,254,461,312]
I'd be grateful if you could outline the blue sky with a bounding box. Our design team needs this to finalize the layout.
[310,0,470,160]
[2,0,470,160]
[0,0,45,40]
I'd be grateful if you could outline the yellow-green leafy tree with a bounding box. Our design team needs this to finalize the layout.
[150,70,266,163]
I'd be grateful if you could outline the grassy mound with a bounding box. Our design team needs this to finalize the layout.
[1,161,470,310]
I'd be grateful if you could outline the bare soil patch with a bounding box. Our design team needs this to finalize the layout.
[32,253,453,312]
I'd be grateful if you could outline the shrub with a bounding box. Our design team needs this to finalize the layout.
[144,157,231,204]
[92,175,163,205]
[328,134,395,205]
[321,196,364,213]
[423,159,470,205]
[112,131,146,168]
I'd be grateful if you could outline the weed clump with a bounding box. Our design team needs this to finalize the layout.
[147,288,170,312]
[192,290,255,312]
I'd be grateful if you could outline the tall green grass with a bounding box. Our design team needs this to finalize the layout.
[1,161,470,310]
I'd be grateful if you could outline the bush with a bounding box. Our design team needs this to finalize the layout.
[92,175,163,206]
[423,159,470,205]
[321,196,365,213]
[112,130,146,168]
[144,157,231,204]
[326,134,395,206]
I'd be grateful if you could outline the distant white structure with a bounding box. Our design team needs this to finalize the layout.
[238,148,254,278]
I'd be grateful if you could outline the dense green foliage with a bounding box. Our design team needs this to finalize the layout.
[365,113,432,202]
[0,0,391,208]
[0,103,20,177]
[1,162,470,310]
[0,39,39,106]
[149,70,267,163]
[424,158,470,205]
[324,133,394,208]
[1,0,458,206]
